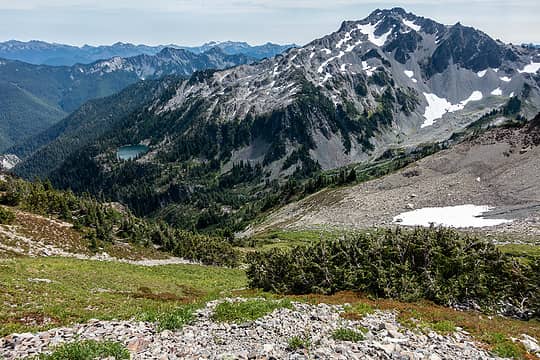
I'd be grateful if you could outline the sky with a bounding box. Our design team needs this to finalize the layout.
[0,0,538,46]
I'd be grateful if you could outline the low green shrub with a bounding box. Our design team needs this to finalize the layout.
[342,302,375,320]
[246,227,538,317]
[483,333,524,359]
[29,340,129,360]
[287,335,311,351]
[352,303,374,317]
[212,299,293,323]
[331,328,364,342]
[140,305,195,331]
[431,320,456,334]
[0,206,15,224]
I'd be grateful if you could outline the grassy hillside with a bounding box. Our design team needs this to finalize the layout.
[0,257,246,336]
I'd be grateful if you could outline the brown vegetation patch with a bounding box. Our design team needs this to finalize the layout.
[340,312,364,320]
[12,210,88,254]
[123,285,207,303]
[8,312,61,327]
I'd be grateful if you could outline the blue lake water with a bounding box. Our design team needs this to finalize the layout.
[117,145,149,160]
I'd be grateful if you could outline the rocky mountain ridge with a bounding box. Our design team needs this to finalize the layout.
[180,41,297,60]
[78,47,254,80]
[0,47,254,150]
[115,7,540,169]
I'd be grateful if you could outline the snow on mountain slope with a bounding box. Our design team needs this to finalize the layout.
[147,7,540,170]
[15,8,540,184]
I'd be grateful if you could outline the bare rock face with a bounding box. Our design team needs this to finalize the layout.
[145,7,540,171]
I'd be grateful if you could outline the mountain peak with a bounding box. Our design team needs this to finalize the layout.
[366,7,415,21]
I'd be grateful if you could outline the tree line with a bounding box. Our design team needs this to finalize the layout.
[0,177,238,267]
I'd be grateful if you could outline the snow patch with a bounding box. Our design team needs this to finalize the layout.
[465,91,483,103]
[320,73,333,85]
[404,70,414,78]
[490,87,502,96]
[402,19,421,32]
[518,61,540,74]
[411,78,418,83]
[422,93,454,128]
[499,76,511,82]
[336,31,352,49]
[0,154,21,170]
[393,205,512,228]
[362,61,376,77]
[422,91,483,128]
[94,57,124,73]
[317,51,345,74]
[321,48,331,55]
[357,21,392,47]
[345,40,362,53]
[477,70,487,77]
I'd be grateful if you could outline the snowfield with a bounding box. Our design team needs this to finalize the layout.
[393,205,512,228]
[362,61,376,77]
[422,91,483,128]
[518,61,540,74]
[490,87,502,96]
[358,21,392,47]
[402,19,421,32]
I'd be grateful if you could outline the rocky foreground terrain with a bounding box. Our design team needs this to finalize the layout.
[4,298,537,360]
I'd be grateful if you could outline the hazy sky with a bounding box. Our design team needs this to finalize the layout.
[0,0,538,46]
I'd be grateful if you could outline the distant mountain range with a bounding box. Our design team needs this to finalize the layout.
[522,43,540,50]
[0,40,297,66]
[0,47,255,150]
[181,41,297,60]
[12,8,540,230]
